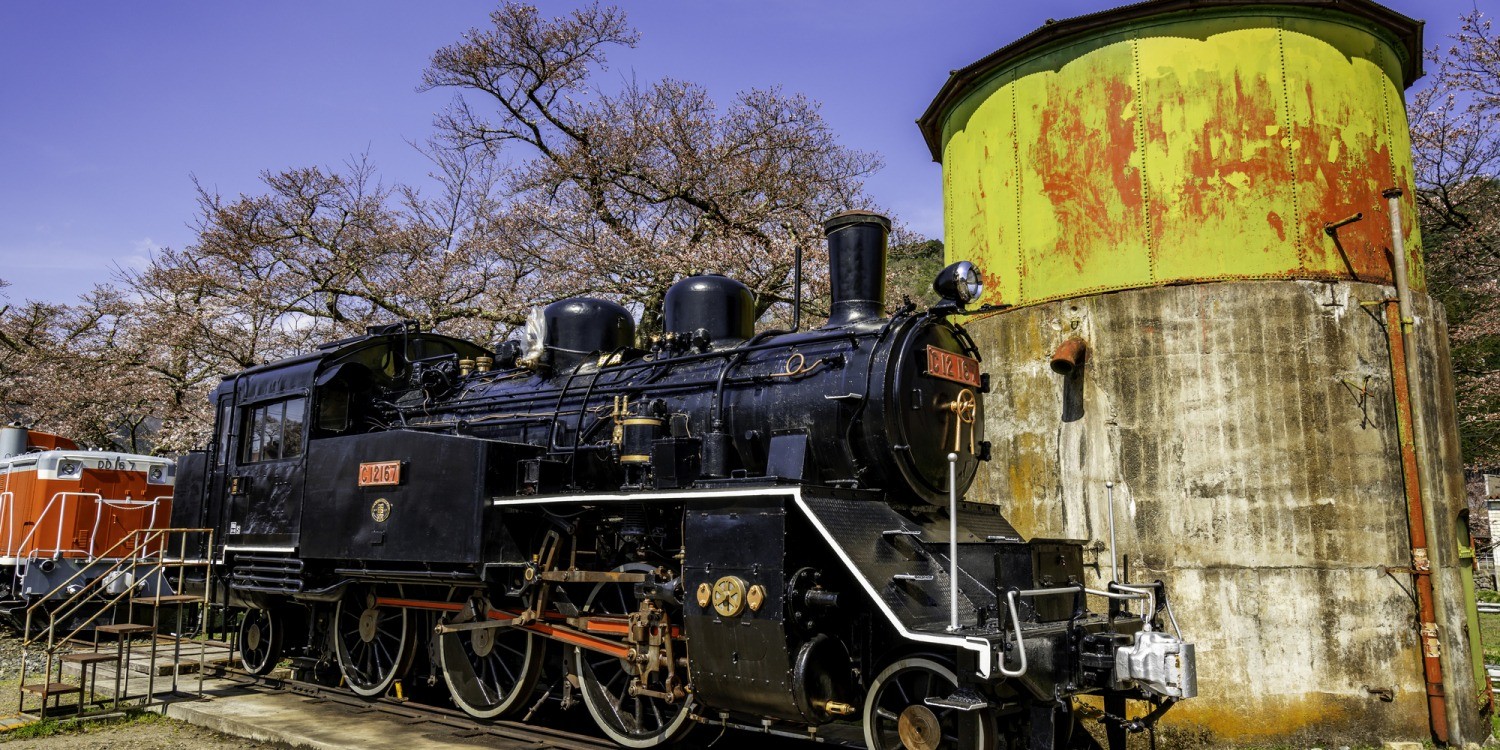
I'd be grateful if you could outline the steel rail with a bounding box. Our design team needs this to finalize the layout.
[205,667,618,750]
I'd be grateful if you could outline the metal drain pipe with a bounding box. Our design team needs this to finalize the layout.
[1381,187,1452,745]
[1106,480,1119,583]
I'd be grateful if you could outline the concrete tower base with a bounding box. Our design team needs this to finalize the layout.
[968,279,1486,746]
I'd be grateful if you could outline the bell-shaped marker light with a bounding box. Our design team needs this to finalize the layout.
[933,261,984,307]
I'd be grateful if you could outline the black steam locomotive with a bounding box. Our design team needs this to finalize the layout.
[171,212,1196,749]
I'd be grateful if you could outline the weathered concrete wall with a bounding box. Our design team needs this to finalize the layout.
[968,279,1486,746]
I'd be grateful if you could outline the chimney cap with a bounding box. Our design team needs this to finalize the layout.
[823,210,891,235]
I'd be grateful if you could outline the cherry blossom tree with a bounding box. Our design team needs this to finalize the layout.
[420,2,882,334]
[3,2,895,454]
[1411,9,1500,474]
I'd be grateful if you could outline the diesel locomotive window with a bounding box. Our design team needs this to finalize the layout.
[241,397,307,463]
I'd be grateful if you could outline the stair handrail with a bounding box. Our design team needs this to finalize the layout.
[52,527,215,648]
[17,528,166,715]
[21,527,163,637]
[18,527,216,715]
[21,528,166,661]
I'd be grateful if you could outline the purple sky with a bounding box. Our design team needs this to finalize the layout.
[0,0,1475,305]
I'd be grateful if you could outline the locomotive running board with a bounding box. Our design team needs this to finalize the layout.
[790,492,997,678]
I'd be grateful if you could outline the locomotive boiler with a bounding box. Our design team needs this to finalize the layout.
[172,211,1196,749]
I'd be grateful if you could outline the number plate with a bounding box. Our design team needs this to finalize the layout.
[925,346,981,388]
[358,460,402,487]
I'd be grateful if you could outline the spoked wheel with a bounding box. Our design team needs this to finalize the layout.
[334,586,414,697]
[863,656,997,750]
[237,607,282,675]
[574,563,694,748]
[438,595,544,718]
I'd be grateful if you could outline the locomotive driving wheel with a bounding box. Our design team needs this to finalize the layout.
[863,657,997,750]
[438,595,543,718]
[237,607,282,675]
[334,586,414,697]
[574,563,694,748]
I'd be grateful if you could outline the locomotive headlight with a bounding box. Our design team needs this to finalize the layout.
[933,261,984,306]
[148,466,165,484]
[59,461,80,477]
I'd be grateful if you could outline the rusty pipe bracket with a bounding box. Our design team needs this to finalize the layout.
[1322,212,1365,280]
[1412,547,1431,572]
[1323,212,1365,236]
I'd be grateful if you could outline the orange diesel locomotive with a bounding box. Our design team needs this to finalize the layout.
[0,426,174,625]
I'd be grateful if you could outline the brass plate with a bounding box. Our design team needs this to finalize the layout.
[746,584,766,612]
[696,582,713,608]
[359,460,402,487]
[925,345,981,388]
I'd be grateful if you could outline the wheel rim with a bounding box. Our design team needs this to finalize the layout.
[238,607,280,675]
[863,657,996,750]
[574,563,693,748]
[334,588,411,697]
[439,597,543,718]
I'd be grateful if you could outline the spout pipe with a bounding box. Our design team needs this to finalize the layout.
[1051,337,1087,375]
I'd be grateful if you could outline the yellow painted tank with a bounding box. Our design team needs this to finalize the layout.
[920,0,1493,746]
[920,0,1424,306]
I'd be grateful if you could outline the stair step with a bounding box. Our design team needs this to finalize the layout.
[96,623,154,635]
[59,652,118,665]
[0,712,35,731]
[20,682,81,697]
[132,595,201,605]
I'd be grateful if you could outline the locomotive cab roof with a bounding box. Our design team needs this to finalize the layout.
[213,324,491,403]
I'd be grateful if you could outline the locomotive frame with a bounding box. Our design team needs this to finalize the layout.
[171,212,1195,749]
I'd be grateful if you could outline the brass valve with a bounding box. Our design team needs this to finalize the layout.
[944,389,978,454]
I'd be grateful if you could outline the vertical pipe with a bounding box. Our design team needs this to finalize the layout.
[1381,187,1452,745]
[948,452,961,632]
[791,244,802,333]
[1106,481,1119,583]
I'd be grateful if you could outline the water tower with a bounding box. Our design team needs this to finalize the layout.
[919,0,1489,744]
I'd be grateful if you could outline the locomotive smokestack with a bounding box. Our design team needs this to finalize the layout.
[822,210,890,327]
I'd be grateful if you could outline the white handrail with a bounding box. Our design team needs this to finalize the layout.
[997,584,1162,678]
[87,495,167,558]
[0,491,12,557]
[11,491,101,560]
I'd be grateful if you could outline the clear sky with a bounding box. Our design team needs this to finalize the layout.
[0,0,1479,304]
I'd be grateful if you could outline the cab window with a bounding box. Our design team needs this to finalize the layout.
[215,400,232,466]
[241,397,306,463]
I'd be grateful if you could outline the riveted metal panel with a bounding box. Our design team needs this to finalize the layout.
[934,6,1424,308]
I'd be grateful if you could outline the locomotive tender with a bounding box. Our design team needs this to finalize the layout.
[172,212,1196,749]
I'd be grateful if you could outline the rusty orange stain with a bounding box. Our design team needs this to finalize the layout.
[936,10,1425,306]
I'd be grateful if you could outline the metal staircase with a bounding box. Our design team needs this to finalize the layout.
[16,527,216,719]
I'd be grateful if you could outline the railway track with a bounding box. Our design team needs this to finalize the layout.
[206,667,618,750]
[203,665,836,749]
